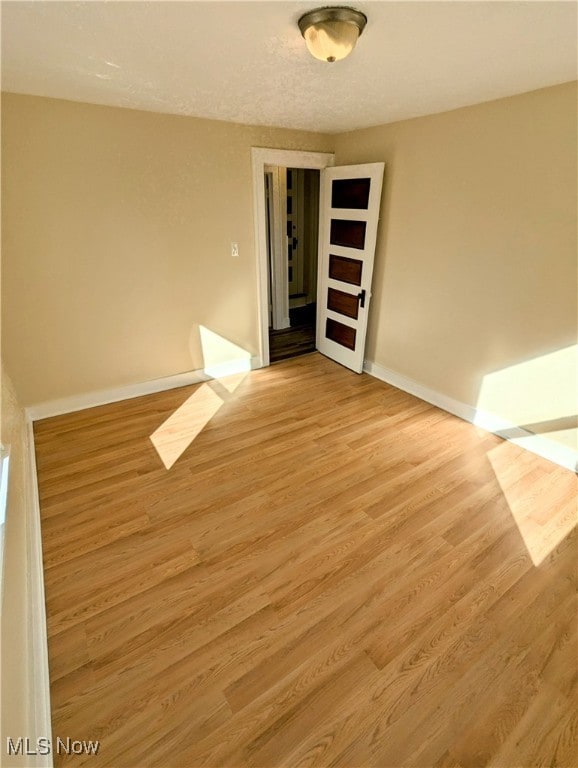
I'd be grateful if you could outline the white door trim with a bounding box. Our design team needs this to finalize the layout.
[265,166,290,331]
[251,148,335,367]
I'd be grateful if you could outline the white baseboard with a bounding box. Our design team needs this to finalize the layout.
[26,357,262,422]
[25,419,53,767]
[363,360,477,424]
[363,360,577,474]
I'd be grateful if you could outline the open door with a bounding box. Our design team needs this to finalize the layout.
[316,163,384,373]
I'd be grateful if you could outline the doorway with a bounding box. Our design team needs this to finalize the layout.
[265,166,321,362]
[252,148,335,368]
[252,148,383,374]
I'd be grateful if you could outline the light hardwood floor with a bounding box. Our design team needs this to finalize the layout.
[34,353,577,767]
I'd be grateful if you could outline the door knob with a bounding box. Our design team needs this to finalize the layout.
[358,289,366,308]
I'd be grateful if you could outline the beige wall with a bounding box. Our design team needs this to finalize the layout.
[334,82,577,421]
[1,365,32,766]
[1,94,332,405]
[2,85,576,446]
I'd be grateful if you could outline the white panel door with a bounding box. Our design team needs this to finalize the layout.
[316,163,384,373]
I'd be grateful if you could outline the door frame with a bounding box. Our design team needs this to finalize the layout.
[265,165,289,331]
[252,147,335,367]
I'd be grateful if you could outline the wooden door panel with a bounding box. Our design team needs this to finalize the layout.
[329,219,367,250]
[331,177,371,210]
[328,254,363,286]
[327,288,360,320]
[326,318,356,350]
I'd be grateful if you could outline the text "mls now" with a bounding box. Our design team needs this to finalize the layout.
[7,736,100,756]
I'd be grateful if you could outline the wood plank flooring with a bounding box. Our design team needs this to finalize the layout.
[34,353,578,767]
[269,304,316,362]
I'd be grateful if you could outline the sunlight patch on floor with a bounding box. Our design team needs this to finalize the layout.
[216,371,249,394]
[150,326,252,469]
[486,441,577,566]
[150,384,223,469]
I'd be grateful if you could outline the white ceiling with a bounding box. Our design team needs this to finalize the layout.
[1,1,576,133]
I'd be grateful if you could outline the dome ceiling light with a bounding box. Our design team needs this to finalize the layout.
[298,6,368,63]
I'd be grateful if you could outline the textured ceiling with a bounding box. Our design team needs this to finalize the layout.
[1,1,576,133]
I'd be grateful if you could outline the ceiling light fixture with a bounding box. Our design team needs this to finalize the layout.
[298,6,367,63]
